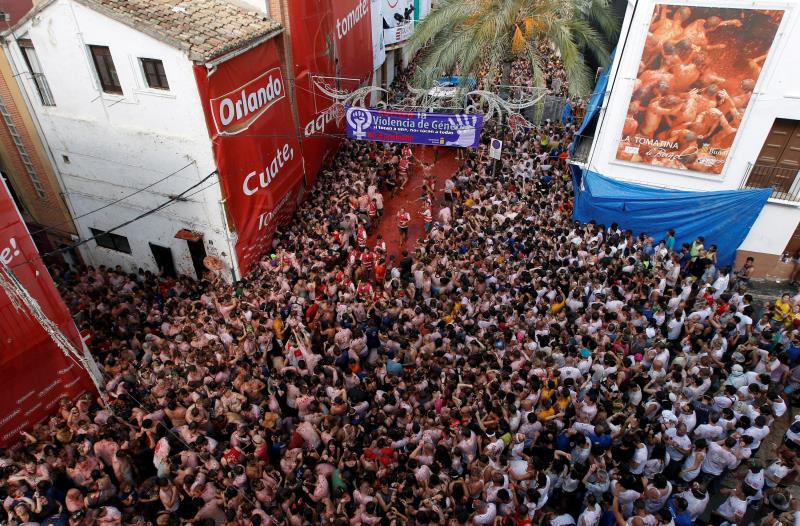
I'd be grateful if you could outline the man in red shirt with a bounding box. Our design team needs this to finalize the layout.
[356,225,368,250]
[374,258,386,284]
[367,199,378,228]
[356,280,373,300]
[360,250,375,281]
[397,207,411,244]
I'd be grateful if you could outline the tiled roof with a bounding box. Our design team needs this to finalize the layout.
[73,0,282,62]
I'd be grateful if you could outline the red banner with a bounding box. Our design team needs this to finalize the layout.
[0,183,94,447]
[288,0,375,185]
[331,0,375,82]
[194,38,306,275]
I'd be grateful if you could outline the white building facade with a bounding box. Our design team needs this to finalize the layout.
[380,0,433,87]
[3,0,253,279]
[579,0,800,279]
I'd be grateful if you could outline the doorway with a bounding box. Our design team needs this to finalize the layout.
[186,238,207,280]
[149,243,176,278]
[784,222,800,258]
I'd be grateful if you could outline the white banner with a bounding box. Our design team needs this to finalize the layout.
[489,138,503,160]
[371,0,386,70]
[384,20,414,46]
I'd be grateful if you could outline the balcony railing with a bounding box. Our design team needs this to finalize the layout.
[741,162,800,202]
[31,73,55,106]
[567,133,594,164]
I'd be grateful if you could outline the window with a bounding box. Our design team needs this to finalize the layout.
[743,118,800,200]
[89,45,122,94]
[18,38,55,106]
[140,58,169,90]
[90,228,131,254]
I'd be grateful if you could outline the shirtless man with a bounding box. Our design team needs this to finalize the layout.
[748,53,768,79]
[680,15,742,49]
[640,95,683,136]
[649,5,692,48]
[636,69,674,99]
[689,107,735,142]
[731,79,755,111]
[709,103,741,150]
[669,51,705,91]
[699,68,726,89]
[643,6,692,70]
[622,114,640,137]
[661,128,701,154]
[714,90,742,120]
[633,79,671,110]
[667,87,718,129]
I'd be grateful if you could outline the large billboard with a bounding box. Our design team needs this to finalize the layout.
[194,39,306,275]
[383,0,414,45]
[0,182,94,447]
[615,5,784,174]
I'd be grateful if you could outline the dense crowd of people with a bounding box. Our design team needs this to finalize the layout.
[2,72,800,526]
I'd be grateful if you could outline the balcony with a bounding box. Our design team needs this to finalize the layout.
[740,162,800,202]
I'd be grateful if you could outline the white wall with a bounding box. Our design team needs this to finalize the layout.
[585,0,800,256]
[384,49,396,87]
[6,0,236,278]
[371,66,383,106]
[739,202,800,254]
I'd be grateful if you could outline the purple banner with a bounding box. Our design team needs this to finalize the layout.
[345,107,484,148]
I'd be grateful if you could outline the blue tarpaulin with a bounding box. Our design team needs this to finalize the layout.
[576,50,614,137]
[436,76,477,89]
[569,54,611,157]
[573,171,771,267]
[561,101,573,125]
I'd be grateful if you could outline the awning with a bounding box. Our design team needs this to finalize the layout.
[175,229,203,242]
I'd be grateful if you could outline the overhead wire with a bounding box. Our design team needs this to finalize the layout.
[26,160,196,239]
[8,170,220,271]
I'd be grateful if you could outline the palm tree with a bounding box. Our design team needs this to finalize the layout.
[407,0,618,96]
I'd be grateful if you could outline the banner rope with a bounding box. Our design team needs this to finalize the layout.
[0,262,108,406]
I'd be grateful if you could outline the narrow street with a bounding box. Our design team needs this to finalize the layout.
[368,146,460,258]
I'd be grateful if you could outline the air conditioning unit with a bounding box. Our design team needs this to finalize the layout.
[0,13,9,22]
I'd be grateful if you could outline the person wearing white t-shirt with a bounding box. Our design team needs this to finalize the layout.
[701,439,737,477]
[693,413,725,441]
[711,270,730,299]
[712,485,748,524]
[764,457,794,488]
[744,416,770,450]
[676,485,709,521]
[735,309,754,337]
[471,501,497,525]
[630,438,649,475]
[667,310,685,340]
[577,494,601,526]
[665,424,691,466]
[551,513,577,526]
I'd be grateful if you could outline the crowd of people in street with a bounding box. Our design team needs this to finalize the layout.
[2,66,800,526]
